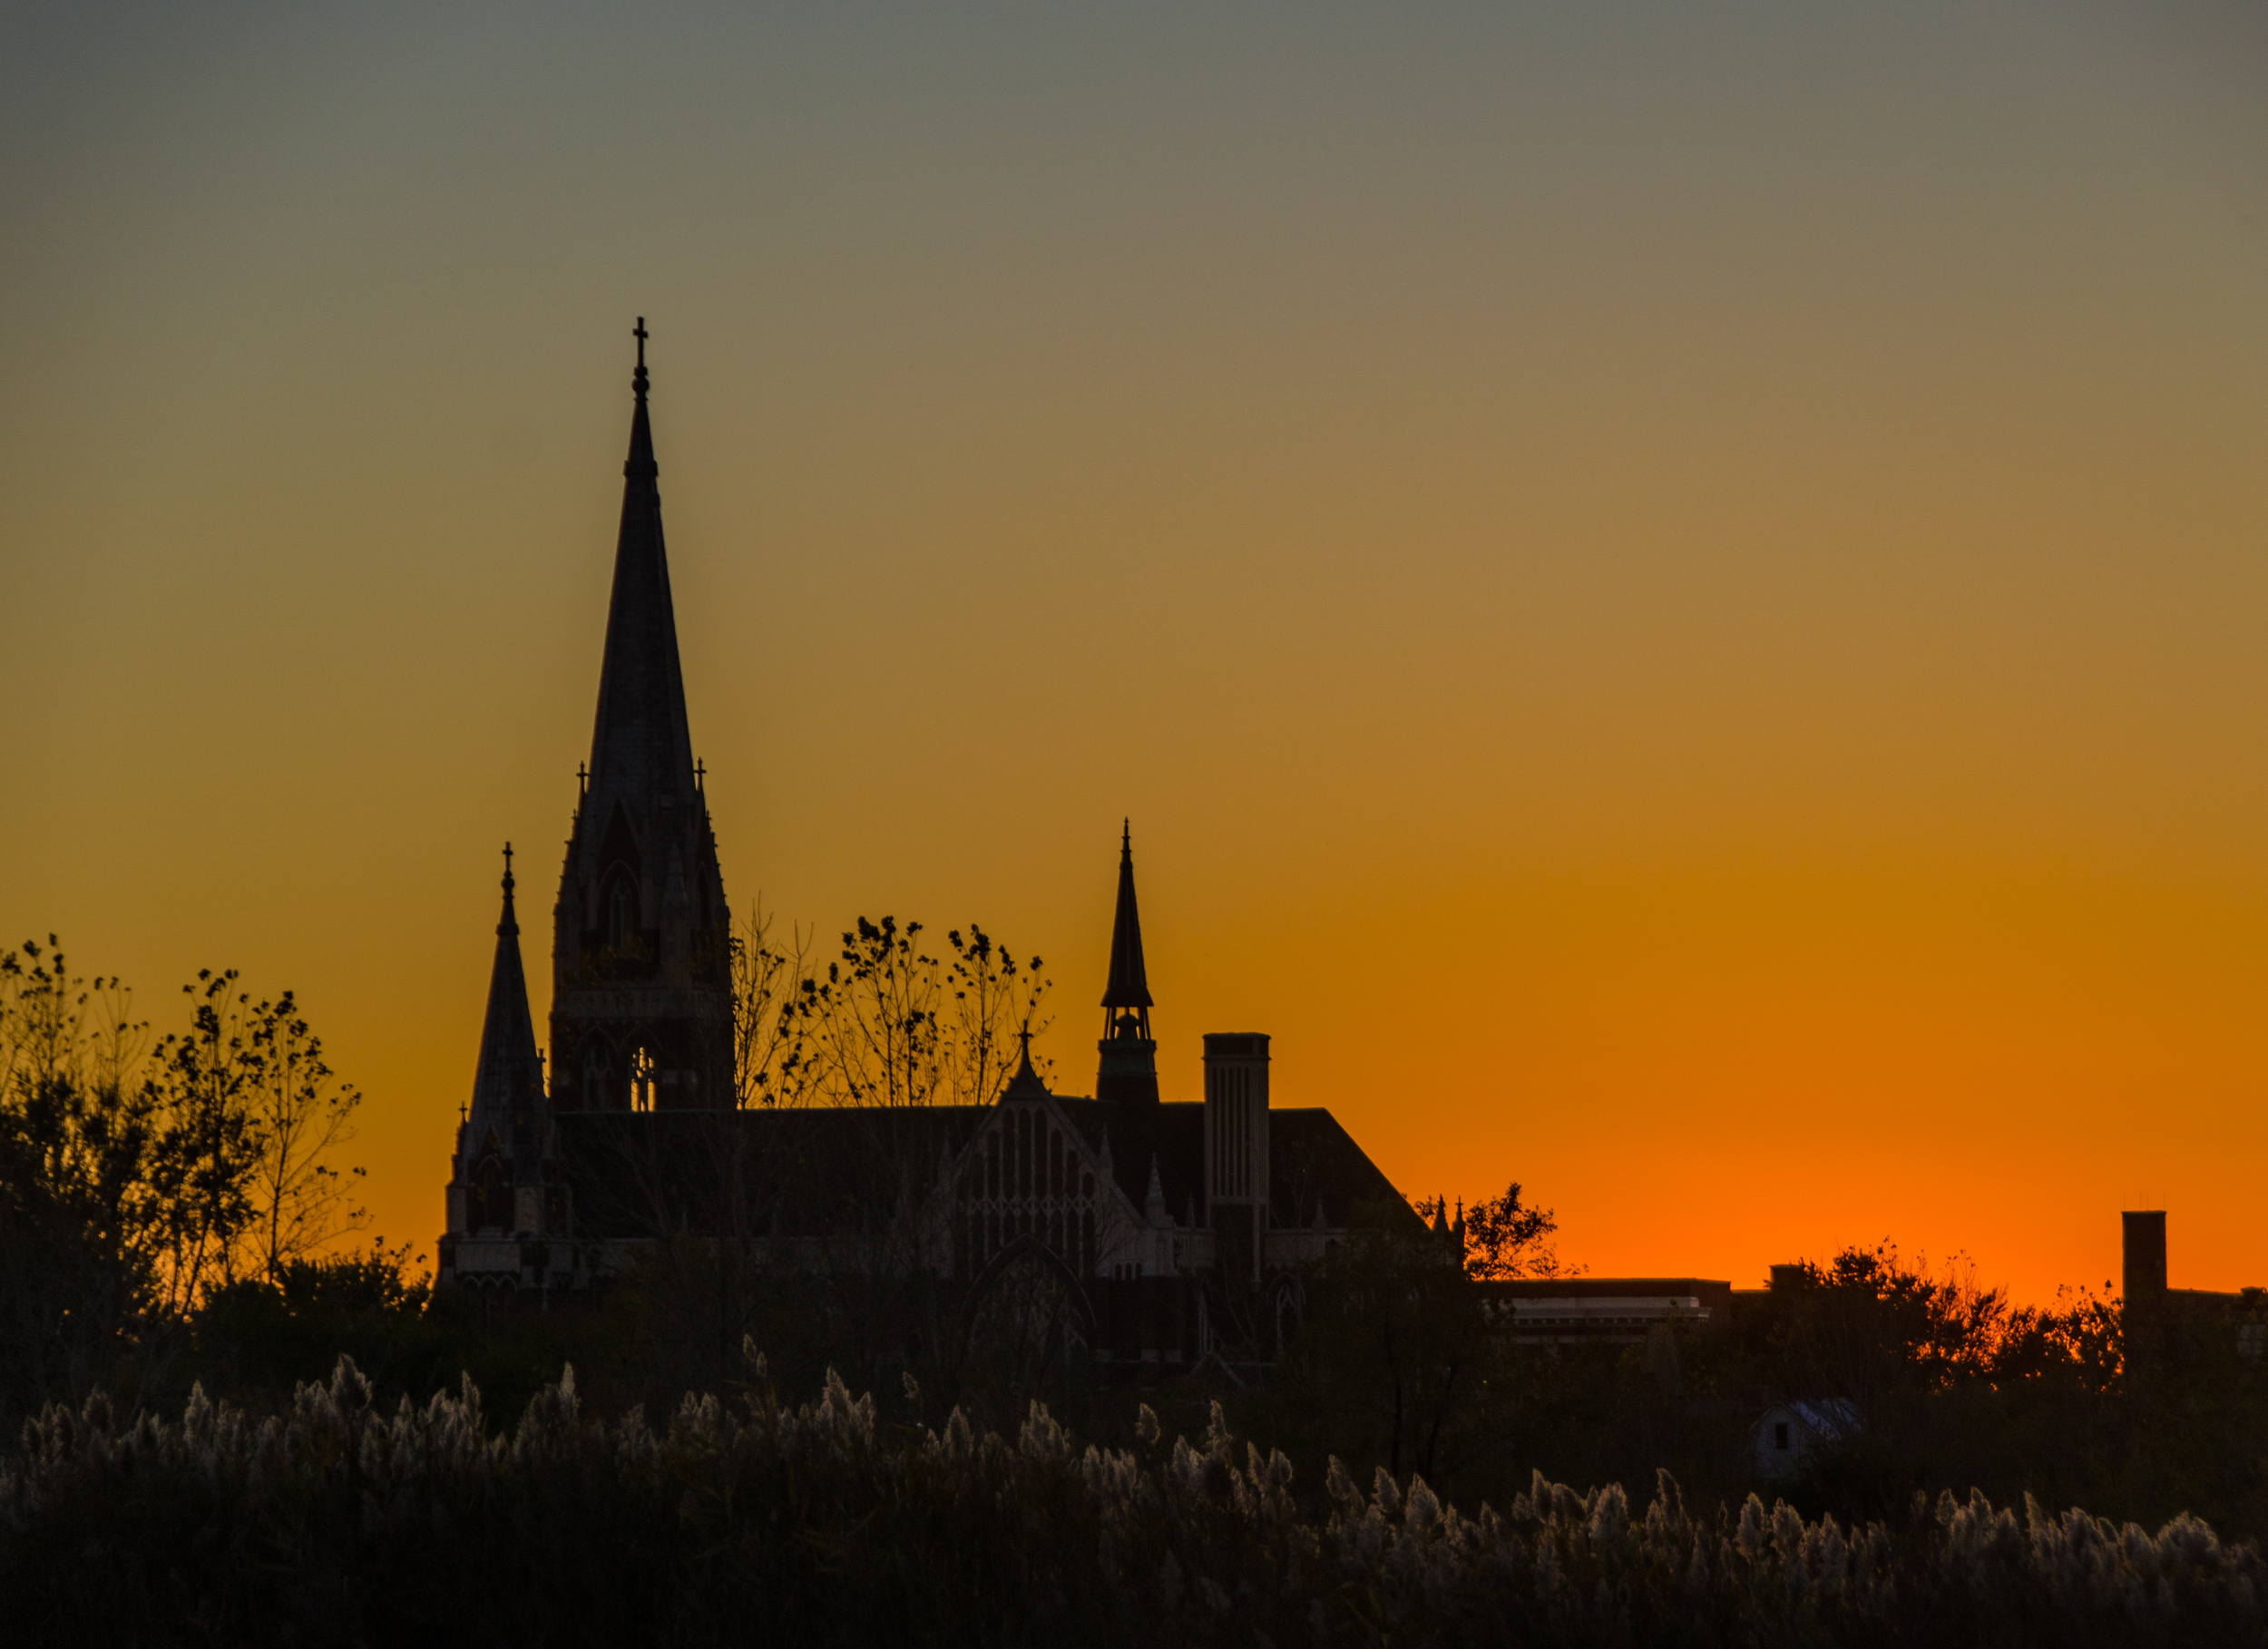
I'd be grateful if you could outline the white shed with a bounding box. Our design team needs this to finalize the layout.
[1753,1399,1860,1481]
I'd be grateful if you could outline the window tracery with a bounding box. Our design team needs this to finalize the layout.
[959,1103,1108,1279]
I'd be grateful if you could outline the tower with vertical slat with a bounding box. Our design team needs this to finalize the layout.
[1203,1033,1270,1288]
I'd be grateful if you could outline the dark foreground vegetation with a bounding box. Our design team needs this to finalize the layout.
[5,1351,2263,1647]
[9,934,2268,1643]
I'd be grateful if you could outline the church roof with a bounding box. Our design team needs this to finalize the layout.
[1265,1108,1417,1231]
[552,1095,1409,1241]
[468,845,544,1120]
[1100,822,1153,1009]
[556,1107,990,1239]
[585,321,699,816]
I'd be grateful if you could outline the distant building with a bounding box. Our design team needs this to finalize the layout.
[2120,1207,2266,1366]
[1754,1399,1860,1482]
[435,329,1407,1371]
[1479,1277,1733,1346]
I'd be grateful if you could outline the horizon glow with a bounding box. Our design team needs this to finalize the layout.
[3,2,2264,1303]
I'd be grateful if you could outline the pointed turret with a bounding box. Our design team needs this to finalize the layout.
[470,844,543,1124]
[1095,822,1161,1108]
[445,844,561,1244]
[552,321,734,1112]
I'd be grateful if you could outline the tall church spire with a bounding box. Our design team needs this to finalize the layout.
[586,317,697,809]
[551,322,734,1113]
[1096,822,1159,1107]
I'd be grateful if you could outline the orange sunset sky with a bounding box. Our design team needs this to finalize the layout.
[4,3,2265,1303]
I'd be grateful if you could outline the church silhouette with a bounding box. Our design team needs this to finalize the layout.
[437,327,1408,1371]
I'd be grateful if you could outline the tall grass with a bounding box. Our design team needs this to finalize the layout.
[3,1353,2259,1646]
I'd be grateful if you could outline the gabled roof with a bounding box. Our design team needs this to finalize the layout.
[1267,1108,1413,1230]
[551,1079,1410,1243]
[1758,1399,1862,1442]
[1002,1034,1051,1101]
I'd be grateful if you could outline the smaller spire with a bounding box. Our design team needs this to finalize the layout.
[1101,822,1154,1014]
[468,844,545,1125]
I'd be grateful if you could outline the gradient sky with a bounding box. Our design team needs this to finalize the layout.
[4,2,2265,1302]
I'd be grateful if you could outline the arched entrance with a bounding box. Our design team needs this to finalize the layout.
[955,1234,1098,1420]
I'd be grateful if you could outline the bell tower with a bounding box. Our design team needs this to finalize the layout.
[1095,822,1160,1108]
[550,322,733,1112]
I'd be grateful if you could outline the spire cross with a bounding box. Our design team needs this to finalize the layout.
[503,841,514,883]
[633,317,648,366]
[695,758,706,789]
[578,761,588,795]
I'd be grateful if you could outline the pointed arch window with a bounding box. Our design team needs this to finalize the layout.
[630,1047,656,1112]
[475,1156,509,1233]
[1275,1286,1299,1357]
[582,1036,611,1111]
[607,879,633,951]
